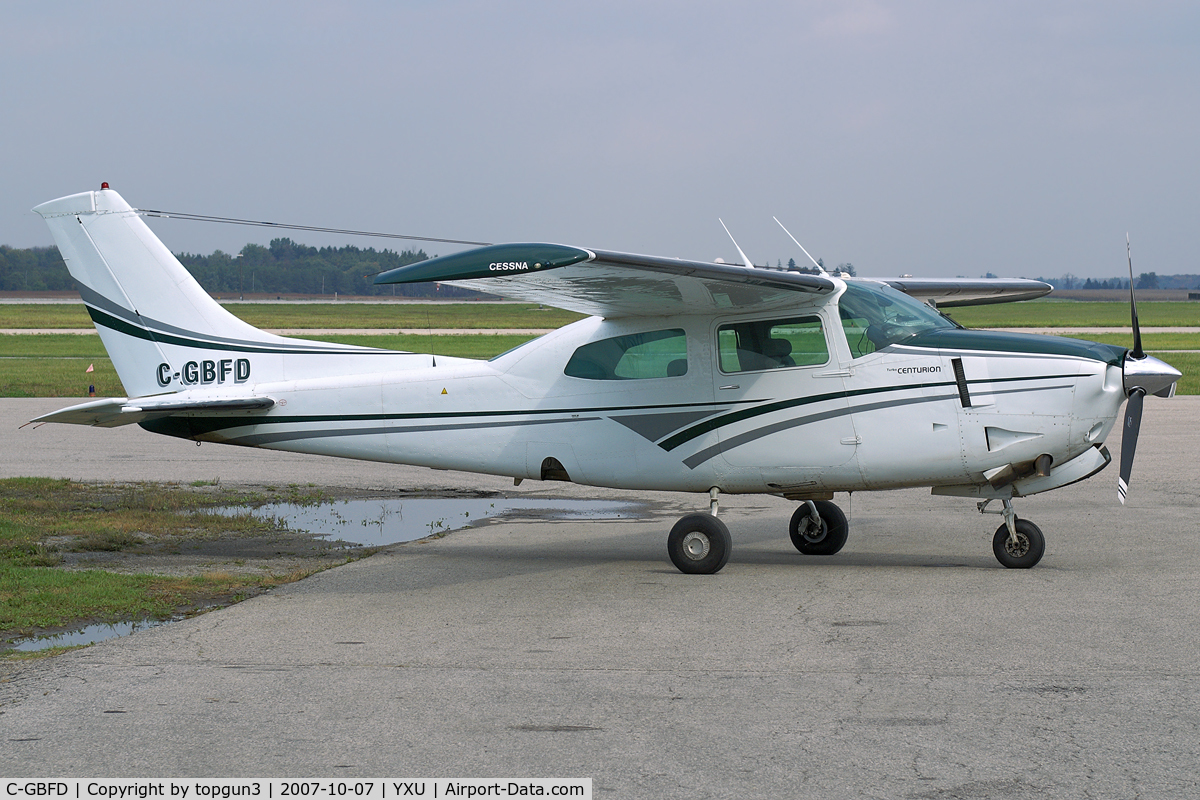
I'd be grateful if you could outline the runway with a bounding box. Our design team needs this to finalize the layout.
[2,397,1199,797]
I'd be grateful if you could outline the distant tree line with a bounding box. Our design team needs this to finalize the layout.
[0,240,484,298]
[759,257,856,276]
[176,238,481,298]
[0,246,76,291]
[3,240,1195,295]
[1032,273,1200,291]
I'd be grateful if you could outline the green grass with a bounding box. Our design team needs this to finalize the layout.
[1065,333,1200,350]
[0,333,111,357]
[0,358,124,397]
[945,301,1200,328]
[0,478,341,642]
[0,302,582,330]
[5,299,1197,330]
[0,305,93,328]
[0,567,262,633]
[234,302,582,330]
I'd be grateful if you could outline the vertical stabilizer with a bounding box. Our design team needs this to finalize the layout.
[33,187,403,398]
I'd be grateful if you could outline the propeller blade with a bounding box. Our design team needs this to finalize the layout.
[1118,388,1145,504]
[1127,234,1144,359]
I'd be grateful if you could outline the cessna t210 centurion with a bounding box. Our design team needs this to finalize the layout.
[29,186,1181,574]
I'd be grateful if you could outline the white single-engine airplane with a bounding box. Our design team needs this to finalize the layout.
[29,186,1181,573]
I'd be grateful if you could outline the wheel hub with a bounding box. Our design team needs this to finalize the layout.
[800,519,826,544]
[1003,533,1030,558]
[681,531,711,560]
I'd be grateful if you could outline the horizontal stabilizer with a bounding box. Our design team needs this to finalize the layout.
[27,395,275,428]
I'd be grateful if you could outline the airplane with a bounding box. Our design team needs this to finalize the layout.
[27,185,1182,574]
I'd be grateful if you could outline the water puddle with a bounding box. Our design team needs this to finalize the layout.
[5,497,639,653]
[219,497,641,547]
[7,618,174,652]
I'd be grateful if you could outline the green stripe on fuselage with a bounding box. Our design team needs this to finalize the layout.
[138,399,746,439]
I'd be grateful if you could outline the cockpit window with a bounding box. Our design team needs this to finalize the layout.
[717,316,828,373]
[838,281,958,358]
[564,329,688,380]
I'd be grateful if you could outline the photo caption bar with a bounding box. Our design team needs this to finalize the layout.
[3,781,591,800]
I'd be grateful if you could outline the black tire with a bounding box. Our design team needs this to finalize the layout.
[789,500,849,556]
[667,513,732,574]
[992,519,1045,569]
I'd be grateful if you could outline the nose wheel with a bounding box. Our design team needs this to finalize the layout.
[992,519,1045,569]
[789,500,849,556]
[979,498,1045,569]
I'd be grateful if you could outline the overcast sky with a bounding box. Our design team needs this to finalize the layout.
[4,1,1197,279]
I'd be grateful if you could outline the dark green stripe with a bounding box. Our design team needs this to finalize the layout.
[139,398,748,438]
[658,387,854,451]
[659,373,1089,452]
[85,305,396,356]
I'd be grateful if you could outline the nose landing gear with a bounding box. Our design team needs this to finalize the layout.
[789,500,849,556]
[980,498,1045,568]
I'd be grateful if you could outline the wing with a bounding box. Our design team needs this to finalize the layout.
[881,277,1053,307]
[27,396,275,428]
[374,243,836,317]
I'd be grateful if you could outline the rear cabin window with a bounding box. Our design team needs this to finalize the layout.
[564,329,688,380]
[717,316,828,373]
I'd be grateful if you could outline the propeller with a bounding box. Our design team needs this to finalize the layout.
[1118,235,1181,504]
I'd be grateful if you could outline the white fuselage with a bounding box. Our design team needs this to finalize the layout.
[151,303,1126,499]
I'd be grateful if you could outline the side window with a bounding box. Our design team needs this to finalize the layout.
[564,329,688,380]
[717,316,828,373]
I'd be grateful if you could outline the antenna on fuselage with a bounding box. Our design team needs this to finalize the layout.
[773,216,829,277]
[719,218,757,269]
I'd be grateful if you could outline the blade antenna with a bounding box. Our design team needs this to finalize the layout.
[1127,234,1144,359]
[719,218,757,269]
[774,217,829,276]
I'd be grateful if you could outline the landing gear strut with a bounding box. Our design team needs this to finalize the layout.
[979,498,1045,569]
[667,487,731,575]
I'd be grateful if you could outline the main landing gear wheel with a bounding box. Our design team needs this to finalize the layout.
[992,519,1045,569]
[789,500,849,556]
[667,513,732,575]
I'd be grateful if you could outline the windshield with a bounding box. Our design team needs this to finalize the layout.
[838,281,958,357]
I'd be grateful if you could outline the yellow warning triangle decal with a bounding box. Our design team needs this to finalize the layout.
[441,388,448,395]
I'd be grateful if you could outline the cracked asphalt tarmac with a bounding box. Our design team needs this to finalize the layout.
[2,398,1199,798]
